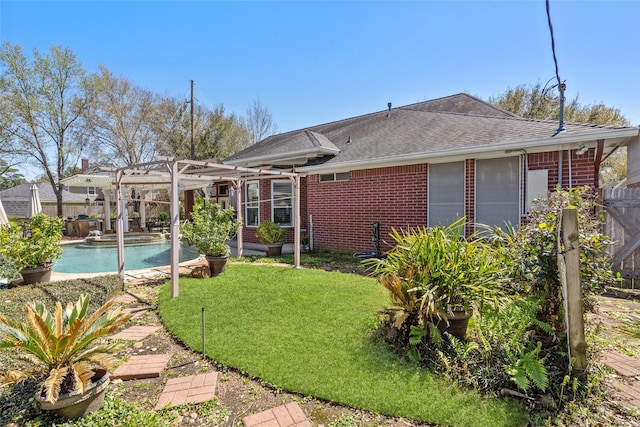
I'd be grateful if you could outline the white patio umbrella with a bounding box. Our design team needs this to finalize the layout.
[27,184,42,217]
[0,195,8,225]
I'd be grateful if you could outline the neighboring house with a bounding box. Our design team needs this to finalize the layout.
[0,182,89,219]
[225,93,640,254]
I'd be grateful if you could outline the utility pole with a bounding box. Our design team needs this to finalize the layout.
[184,80,195,220]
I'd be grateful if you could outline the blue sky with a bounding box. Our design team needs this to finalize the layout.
[1,0,639,133]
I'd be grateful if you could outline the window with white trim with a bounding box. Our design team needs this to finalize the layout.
[428,162,465,227]
[87,186,96,196]
[272,180,293,226]
[476,157,520,230]
[245,181,259,227]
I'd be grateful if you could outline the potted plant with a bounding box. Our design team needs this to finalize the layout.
[0,214,64,284]
[366,217,507,340]
[256,220,286,257]
[180,202,242,276]
[0,294,131,418]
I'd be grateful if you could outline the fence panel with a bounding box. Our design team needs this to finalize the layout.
[603,188,640,289]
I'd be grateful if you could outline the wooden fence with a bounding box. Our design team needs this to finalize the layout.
[603,188,640,289]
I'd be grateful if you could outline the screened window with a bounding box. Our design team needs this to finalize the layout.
[245,181,259,227]
[272,180,293,226]
[87,186,96,196]
[476,157,520,230]
[428,162,465,227]
[319,172,349,182]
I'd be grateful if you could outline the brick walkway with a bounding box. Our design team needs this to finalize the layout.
[243,402,311,427]
[110,325,161,341]
[154,372,219,410]
[601,350,640,410]
[111,353,172,380]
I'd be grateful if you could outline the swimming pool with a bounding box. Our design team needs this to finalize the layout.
[54,241,200,273]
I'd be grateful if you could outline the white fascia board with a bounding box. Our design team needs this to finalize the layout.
[224,146,340,167]
[298,128,640,174]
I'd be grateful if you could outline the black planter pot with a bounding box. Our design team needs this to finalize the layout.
[265,243,283,257]
[36,369,109,419]
[436,310,473,340]
[205,255,229,276]
[20,263,53,285]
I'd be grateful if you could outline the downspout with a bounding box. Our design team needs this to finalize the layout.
[558,149,563,188]
[568,148,573,188]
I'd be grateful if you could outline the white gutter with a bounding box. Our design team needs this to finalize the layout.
[297,128,640,174]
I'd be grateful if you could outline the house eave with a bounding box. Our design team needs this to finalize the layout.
[296,128,640,174]
[225,147,340,168]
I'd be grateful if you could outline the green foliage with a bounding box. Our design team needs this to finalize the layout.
[0,159,27,190]
[488,83,630,126]
[0,214,64,270]
[0,294,131,403]
[505,342,548,393]
[156,211,169,222]
[180,202,241,257]
[255,220,286,244]
[366,217,509,333]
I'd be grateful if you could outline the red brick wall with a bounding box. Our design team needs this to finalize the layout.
[307,165,427,253]
[528,148,596,191]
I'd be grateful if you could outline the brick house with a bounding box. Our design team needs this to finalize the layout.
[225,94,640,254]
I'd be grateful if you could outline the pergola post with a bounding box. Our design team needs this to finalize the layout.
[235,179,243,258]
[103,192,112,232]
[293,175,301,269]
[170,159,180,298]
[115,170,125,281]
[140,190,147,231]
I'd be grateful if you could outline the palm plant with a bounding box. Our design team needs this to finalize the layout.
[0,294,130,404]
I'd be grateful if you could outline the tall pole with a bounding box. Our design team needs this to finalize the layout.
[184,80,195,220]
[190,79,195,160]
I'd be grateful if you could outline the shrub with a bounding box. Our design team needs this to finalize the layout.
[256,220,286,244]
[0,215,63,270]
[180,202,241,257]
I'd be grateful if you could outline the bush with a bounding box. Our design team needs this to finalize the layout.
[0,215,64,270]
[256,220,286,244]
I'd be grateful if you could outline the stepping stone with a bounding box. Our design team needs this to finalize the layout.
[110,325,161,341]
[113,292,147,304]
[614,380,640,410]
[121,306,150,319]
[243,402,311,427]
[112,353,172,381]
[602,351,640,377]
[154,372,218,410]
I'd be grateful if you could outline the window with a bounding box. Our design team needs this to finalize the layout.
[87,186,96,196]
[319,172,349,182]
[218,184,228,196]
[428,162,465,227]
[245,181,259,227]
[272,180,293,226]
[476,157,520,230]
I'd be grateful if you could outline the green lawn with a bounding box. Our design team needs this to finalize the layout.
[157,264,527,427]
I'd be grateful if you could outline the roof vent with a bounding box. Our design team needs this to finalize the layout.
[386,102,392,118]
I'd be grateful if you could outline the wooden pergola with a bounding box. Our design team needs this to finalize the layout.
[65,157,302,298]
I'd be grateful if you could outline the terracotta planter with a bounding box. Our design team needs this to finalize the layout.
[436,310,472,340]
[205,255,229,276]
[20,264,53,285]
[37,369,109,419]
[265,243,283,257]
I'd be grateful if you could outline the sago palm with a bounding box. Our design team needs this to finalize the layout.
[0,294,130,403]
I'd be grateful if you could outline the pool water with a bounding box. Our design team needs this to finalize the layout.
[54,241,199,273]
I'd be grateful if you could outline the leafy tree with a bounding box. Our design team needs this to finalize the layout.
[154,97,250,161]
[88,65,159,166]
[0,42,99,216]
[488,82,630,126]
[0,159,27,190]
[242,97,279,144]
[489,83,631,184]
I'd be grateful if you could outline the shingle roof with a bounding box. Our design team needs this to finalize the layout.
[0,183,87,217]
[225,93,637,169]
